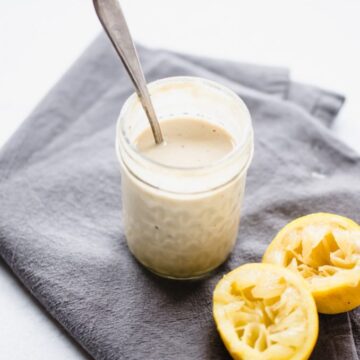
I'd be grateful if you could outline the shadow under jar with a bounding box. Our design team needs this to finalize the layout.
[116,77,253,279]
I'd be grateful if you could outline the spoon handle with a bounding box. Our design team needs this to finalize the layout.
[93,0,163,144]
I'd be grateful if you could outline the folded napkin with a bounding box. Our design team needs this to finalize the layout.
[1,34,359,360]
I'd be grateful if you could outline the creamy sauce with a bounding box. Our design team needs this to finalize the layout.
[121,117,245,279]
[135,117,234,167]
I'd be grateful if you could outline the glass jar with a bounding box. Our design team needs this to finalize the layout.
[116,77,253,279]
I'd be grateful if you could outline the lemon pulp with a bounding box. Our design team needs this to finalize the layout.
[263,213,360,314]
[213,263,318,360]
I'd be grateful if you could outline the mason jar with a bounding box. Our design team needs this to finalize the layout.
[116,76,253,279]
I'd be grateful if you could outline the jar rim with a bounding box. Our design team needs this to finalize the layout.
[116,76,253,173]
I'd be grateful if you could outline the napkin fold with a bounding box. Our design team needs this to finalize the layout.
[0,34,359,360]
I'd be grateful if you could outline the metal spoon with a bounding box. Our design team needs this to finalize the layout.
[93,0,164,144]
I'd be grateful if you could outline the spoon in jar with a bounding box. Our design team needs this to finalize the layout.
[93,0,164,144]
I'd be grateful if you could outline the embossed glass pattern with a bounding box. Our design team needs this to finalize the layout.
[117,77,253,279]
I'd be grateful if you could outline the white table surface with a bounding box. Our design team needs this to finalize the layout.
[0,0,359,358]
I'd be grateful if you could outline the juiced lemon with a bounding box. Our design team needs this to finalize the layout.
[263,213,360,314]
[213,263,318,360]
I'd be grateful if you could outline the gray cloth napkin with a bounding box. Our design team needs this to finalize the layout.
[1,34,359,360]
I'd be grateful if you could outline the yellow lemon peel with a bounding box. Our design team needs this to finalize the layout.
[263,213,360,314]
[213,263,318,360]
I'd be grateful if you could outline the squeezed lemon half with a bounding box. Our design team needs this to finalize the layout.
[263,213,360,314]
[213,263,318,360]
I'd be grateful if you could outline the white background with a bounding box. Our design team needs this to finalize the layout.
[0,0,359,359]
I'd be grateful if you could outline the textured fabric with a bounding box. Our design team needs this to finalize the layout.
[0,34,360,360]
